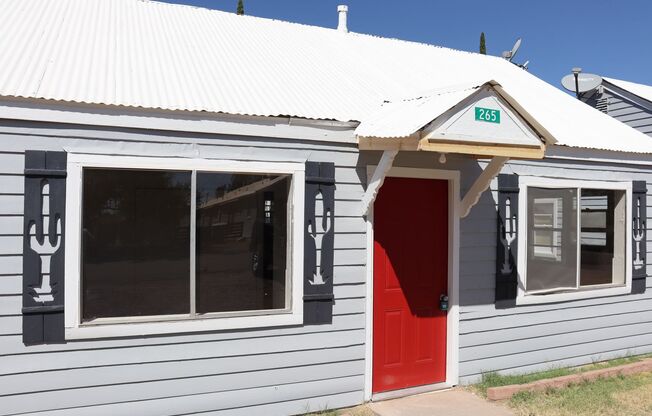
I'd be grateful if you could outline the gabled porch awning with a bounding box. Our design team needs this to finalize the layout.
[357,80,557,217]
[356,80,555,157]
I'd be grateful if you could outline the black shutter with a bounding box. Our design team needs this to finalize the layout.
[495,174,519,305]
[304,162,335,325]
[22,151,67,345]
[632,180,647,294]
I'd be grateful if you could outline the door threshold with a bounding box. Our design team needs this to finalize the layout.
[372,381,453,402]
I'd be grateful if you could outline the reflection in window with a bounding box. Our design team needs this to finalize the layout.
[80,167,292,323]
[82,169,191,320]
[195,173,290,313]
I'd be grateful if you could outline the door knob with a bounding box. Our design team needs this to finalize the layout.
[439,294,449,311]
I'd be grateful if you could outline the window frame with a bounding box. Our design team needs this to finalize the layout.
[516,176,632,305]
[64,154,305,339]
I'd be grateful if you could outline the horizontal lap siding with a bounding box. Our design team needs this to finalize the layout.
[604,91,652,136]
[458,157,652,383]
[0,120,367,415]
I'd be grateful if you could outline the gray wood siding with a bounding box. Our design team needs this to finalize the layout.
[586,88,652,137]
[457,157,652,384]
[4,116,652,411]
[0,119,366,415]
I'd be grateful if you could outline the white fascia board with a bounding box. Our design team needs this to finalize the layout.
[546,145,652,166]
[0,97,358,144]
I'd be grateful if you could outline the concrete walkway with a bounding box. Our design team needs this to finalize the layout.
[368,388,515,416]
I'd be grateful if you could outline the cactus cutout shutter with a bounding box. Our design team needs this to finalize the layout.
[303,162,335,325]
[22,151,67,345]
[632,181,647,294]
[495,174,519,306]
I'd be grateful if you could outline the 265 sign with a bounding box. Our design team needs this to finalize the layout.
[475,107,501,124]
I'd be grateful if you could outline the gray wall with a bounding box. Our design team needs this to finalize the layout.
[584,86,652,137]
[0,119,366,415]
[458,157,652,383]
[3,117,652,413]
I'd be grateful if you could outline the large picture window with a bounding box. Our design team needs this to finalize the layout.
[519,178,631,302]
[65,155,304,338]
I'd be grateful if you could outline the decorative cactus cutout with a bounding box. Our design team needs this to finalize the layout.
[29,182,61,303]
[500,197,517,275]
[634,196,646,270]
[308,191,332,285]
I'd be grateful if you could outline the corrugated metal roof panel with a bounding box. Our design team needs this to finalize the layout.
[1,0,652,154]
[355,83,482,138]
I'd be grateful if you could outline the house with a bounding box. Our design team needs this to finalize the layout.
[1,0,652,414]
[581,77,652,136]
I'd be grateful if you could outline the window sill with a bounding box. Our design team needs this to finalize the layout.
[64,312,303,340]
[516,284,630,306]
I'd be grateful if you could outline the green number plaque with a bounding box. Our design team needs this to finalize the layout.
[475,107,501,124]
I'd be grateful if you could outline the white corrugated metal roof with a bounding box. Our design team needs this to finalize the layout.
[1,0,652,153]
[355,82,482,139]
[603,77,652,104]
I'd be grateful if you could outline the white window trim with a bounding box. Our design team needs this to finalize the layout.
[516,176,632,305]
[64,153,305,339]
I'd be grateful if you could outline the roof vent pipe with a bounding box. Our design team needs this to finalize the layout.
[337,5,348,32]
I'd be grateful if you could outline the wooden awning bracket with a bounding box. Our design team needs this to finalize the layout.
[360,149,399,216]
[460,156,509,218]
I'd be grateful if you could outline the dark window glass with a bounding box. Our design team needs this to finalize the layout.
[580,189,626,286]
[82,169,191,320]
[196,173,290,313]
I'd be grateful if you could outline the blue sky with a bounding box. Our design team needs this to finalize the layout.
[171,1,652,92]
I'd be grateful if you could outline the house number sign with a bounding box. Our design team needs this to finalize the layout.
[475,107,501,124]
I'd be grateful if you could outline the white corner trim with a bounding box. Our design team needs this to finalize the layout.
[515,176,633,305]
[460,156,509,218]
[0,98,358,144]
[64,153,305,339]
[363,166,460,400]
[360,150,399,216]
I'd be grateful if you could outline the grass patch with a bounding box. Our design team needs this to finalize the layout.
[509,372,652,416]
[475,367,575,396]
[473,353,652,397]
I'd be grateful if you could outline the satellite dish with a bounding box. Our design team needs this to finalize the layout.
[561,73,602,93]
[502,38,522,62]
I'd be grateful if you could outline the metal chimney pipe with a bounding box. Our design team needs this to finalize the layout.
[337,5,348,32]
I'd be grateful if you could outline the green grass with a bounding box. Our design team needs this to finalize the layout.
[473,352,652,397]
[509,372,652,416]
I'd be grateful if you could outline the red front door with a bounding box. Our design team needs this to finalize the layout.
[372,177,448,393]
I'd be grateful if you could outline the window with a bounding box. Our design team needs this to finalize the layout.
[65,155,304,338]
[518,178,631,303]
